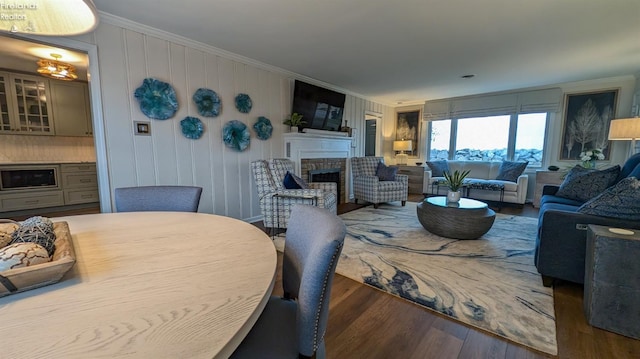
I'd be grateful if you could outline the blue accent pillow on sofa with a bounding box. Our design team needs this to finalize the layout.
[426,160,449,177]
[496,161,528,182]
[283,171,309,189]
[376,161,398,181]
[577,177,640,220]
[616,153,640,182]
[555,165,620,203]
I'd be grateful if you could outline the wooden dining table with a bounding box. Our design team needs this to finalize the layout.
[0,212,277,358]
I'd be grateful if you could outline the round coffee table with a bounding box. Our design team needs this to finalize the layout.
[416,196,496,239]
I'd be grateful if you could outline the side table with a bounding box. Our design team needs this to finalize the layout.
[584,225,640,339]
[396,165,425,195]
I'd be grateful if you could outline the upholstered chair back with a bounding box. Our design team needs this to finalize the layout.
[283,205,346,357]
[114,186,202,212]
[351,156,383,178]
[250,160,277,199]
[268,158,296,191]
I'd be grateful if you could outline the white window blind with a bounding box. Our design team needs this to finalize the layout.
[423,88,561,120]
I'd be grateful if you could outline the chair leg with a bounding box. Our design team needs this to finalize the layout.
[354,199,358,204]
[373,203,379,209]
[541,275,554,287]
[401,200,406,206]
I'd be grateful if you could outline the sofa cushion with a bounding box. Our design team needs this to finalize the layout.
[629,162,640,179]
[376,161,398,181]
[283,171,309,189]
[616,153,640,182]
[496,161,528,182]
[426,160,449,177]
[555,165,620,203]
[540,194,584,208]
[577,177,640,220]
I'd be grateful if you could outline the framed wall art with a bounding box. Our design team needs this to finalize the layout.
[559,89,618,161]
[396,110,420,157]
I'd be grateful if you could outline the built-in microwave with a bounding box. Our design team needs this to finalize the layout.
[0,165,60,191]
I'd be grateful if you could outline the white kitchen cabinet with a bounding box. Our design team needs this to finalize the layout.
[50,81,93,136]
[0,72,54,135]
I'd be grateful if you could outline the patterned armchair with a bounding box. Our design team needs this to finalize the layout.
[251,159,337,229]
[351,156,408,209]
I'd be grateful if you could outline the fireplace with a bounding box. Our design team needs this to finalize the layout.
[309,168,341,205]
[301,158,347,204]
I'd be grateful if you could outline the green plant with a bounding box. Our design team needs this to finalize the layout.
[443,170,470,192]
[283,112,306,127]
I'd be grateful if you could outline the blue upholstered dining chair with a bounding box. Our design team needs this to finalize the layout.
[114,185,202,212]
[231,205,346,359]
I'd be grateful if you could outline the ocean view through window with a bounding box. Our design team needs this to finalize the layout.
[428,113,547,167]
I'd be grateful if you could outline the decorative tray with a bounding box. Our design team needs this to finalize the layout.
[0,221,76,297]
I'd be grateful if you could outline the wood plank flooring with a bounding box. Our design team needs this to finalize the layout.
[11,198,640,358]
[267,196,640,358]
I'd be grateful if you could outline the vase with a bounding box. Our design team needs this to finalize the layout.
[290,126,299,133]
[447,190,461,203]
[582,159,596,169]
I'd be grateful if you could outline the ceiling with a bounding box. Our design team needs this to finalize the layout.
[3,1,638,105]
[91,0,640,105]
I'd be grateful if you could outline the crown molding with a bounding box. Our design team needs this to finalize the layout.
[97,11,394,106]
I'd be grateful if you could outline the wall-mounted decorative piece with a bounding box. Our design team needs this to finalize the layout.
[253,116,273,140]
[560,89,618,161]
[193,88,221,117]
[396,110,421,157]
[223,120,251,151]
[134,78,178,120]
[235,93,252,113]
[180,116,204,140]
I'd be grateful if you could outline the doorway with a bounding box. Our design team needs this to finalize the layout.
[364,111,382,157]
[0,34,108,217]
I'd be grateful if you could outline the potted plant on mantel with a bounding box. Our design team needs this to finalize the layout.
[443,169,470,203]
[283,113,306,133]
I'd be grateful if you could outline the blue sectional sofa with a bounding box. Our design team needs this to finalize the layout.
[535,154,640,287]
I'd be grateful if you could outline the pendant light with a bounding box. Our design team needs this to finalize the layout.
[2,0,98,36]
[37,54,78,81]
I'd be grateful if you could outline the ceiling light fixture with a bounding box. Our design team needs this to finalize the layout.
[37,54,78,81]
[3,0,98,36]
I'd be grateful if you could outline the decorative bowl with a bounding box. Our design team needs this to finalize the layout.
[415,162,423,166]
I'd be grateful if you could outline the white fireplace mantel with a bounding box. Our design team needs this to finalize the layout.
[283,132,353,173]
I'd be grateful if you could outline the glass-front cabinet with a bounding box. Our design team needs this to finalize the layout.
[0,71,53,135]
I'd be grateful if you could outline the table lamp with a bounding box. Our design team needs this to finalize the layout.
[393,140,412,165]
[608,117,640,157]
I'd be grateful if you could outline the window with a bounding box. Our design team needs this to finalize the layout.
[427,113,548,167]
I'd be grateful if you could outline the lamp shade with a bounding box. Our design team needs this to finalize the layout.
[393,140,413,151]
[1,0,98,36]
[608,118,640,140]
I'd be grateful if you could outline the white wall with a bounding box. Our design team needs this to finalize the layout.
[54,16,393,221]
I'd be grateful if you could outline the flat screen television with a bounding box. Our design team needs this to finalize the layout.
[291,80,346,131]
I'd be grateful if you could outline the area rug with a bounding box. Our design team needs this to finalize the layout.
[273,202,557,355]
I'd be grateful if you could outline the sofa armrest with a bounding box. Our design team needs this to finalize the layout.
[542,185,560,196]
[536,208,640,284]
[515,174,528,204]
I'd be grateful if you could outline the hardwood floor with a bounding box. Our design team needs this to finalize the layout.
[266,195,640,359]
[15,198,639,358]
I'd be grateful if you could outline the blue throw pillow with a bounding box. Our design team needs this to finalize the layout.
[555,165,620,203]
[376,161,398,181]
[628,162,640,179]
[283,171,309,189]
[426,160,449,177]
[496,161,528,182]
[577,177,640,220]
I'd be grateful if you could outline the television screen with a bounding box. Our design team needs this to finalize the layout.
[291,80,346,131]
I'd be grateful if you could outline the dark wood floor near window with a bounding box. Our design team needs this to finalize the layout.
[265,195,640,359]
